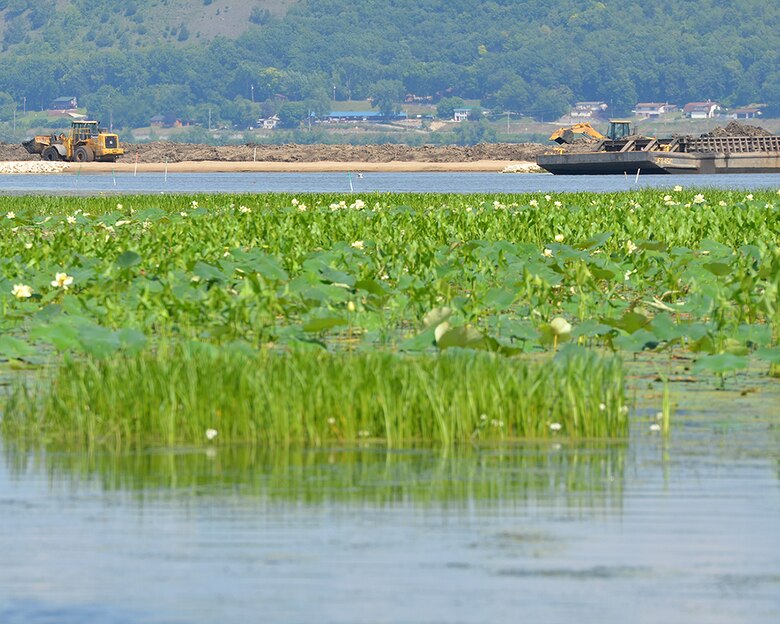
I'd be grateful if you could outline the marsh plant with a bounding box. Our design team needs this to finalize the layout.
[3,345,626,447]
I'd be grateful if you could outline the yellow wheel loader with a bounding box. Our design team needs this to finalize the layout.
[23,120,124,163]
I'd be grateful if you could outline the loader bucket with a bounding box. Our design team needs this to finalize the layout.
[22,139,46,155]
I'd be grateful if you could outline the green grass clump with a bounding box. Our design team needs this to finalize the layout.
[2,346,626,447]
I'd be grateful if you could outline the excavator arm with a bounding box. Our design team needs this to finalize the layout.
[549,122,606,145]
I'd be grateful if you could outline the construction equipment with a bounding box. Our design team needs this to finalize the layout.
[22,120,124,162]
[550,120,633,144]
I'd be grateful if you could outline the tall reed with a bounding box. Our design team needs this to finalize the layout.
[3,346,626,447]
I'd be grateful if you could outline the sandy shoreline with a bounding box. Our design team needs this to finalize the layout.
[69,160,535,173]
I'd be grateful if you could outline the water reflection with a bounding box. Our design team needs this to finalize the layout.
[4,443,627,511]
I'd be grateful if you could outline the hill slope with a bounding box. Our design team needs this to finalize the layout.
[0,0,778,131]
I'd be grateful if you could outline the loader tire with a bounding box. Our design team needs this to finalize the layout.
[42,147,60,161]
[74,146,94,163]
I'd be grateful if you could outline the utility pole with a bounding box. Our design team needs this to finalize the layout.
[251,84,254,103]
[506,110,510,134]
[22,96,26,115]
[208,108,212,131]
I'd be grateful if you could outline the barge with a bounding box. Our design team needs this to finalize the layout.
[537,132,780,175]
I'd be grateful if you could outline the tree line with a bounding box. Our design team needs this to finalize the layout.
[0,0,777,130]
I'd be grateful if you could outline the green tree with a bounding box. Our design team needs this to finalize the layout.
[452,119,497,146]
[277,102,309,128]
[369,79,404,117]
[436,96,465,120]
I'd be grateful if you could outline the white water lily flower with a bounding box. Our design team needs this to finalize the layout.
[663,195,672,201]
[693,194,705,204]
[626,240,638,254]
[543,248,553,257]
[544,194,552,201]
[529,199,538,207]
[549,422,562,432]
[673,185,683,192]
[549,317,572,336]
[353,199,365,210]
[190,200,198,208]
[554,233,565,242]
[649,423,661,432]
[51,272,74,289]
[205,428,218,440]
[327,417,336,425]
[599,403,607,411]
[180,211,188,217]
[24,242,33,249]
[719,201,727,207]
[239,205,251,214]
[12,284,32,299]
[351,240,364,250]
[6,211,15,219]
[291,198,299,205]
[745,194,753,201]
[554,200,562,207]
[66,215,77,224]
[116,203,123,210]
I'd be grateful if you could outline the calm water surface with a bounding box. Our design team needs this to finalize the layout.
[1,376,779,624]
[0,171,779,194]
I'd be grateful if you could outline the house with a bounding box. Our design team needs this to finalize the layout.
[633,102,677,118]
[571,101,608,119]
[729,107,763,120]
[683,101,721,119]
[150,115,165,127]
[48,96,78,113]
[453,108,471,122]
[258,115,279,129]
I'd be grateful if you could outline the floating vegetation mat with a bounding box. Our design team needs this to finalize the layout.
[2,346,626,447]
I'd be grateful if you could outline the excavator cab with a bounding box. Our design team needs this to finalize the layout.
[607,120,632,141]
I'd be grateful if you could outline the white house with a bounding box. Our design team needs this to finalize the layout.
[453,108,471,122]
[259,115,280,129]
[571,101,608,119]
[683,101,721,119]
[633,102,677,118]
[729,107,763,120]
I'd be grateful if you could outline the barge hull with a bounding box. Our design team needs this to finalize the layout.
[537,150,780,175]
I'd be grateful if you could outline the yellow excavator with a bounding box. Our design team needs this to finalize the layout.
[22,120,124,162]
[550,120,633,144]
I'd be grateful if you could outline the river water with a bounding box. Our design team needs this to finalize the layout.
[1,376,779,624]
[0,171,779,194]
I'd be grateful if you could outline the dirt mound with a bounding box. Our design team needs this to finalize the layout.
[704,121,772,137]
[1,140,551,164]
[0,141,38,161]
[122,142,549,164]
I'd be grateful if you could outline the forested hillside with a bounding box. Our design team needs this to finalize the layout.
[0,0,777,129]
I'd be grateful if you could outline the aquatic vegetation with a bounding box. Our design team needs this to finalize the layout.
[0,189,777,446]
[2,346,626,447]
